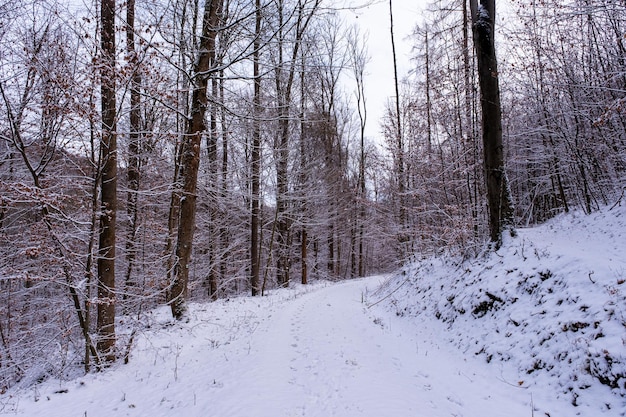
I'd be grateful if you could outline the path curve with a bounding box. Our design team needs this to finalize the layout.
[212,276,532,417]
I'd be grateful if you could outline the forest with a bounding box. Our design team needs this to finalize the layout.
[1,0,625,392]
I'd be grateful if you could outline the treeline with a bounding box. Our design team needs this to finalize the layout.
[382,0,625,254]
[0,0,624,391]
[0,0,397,387]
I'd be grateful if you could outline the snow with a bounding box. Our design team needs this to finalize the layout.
[2,205,626,416]
[376,204,626,415]
[474,4,492,35]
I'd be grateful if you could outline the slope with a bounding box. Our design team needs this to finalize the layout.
[375,203,626,415]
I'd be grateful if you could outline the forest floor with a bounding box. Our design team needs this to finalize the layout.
[2,203,625,416]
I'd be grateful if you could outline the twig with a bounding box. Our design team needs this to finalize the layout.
[588,271,596,284]
[609,187,624,210]
[495,374,528,389]
[123,329,136,365]
[366,276,410,308]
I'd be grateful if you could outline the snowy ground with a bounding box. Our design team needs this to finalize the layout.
[2,204,625,416]
[376,203,626,416]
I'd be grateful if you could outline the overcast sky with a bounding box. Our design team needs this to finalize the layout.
[348,0,424,141]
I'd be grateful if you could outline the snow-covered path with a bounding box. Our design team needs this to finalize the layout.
[6,276,536,417]
[216,276,534,417]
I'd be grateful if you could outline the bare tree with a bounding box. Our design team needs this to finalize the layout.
[168,0,223,320]
[97,0,118,361]
[272,0,320,288]
[123,0,142,306]
[250,0,262,295]
[347,26,369,277]
[469,0,514,245]
[388,0,406,242]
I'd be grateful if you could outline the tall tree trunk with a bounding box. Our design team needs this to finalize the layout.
[275,0,290,287]
[469,0,514,245]
[250,0,262,296]
[98,0,118,361]
[425,29,433,155]
[462,0,480,239]
[219,69,228,286]
[347,26,368,277]
[389,0,406,237]
[125,0,142,306]
[207,76,219,300]
[354,31,368,277]
[299,56,308,285]
[168,0,223,320]
[165,0,193,300]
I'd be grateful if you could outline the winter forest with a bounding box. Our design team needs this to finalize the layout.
[1,0,626,404]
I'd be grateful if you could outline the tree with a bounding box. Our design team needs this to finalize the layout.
[274,0,320,287]
[97,0,118,362]
[167,0,223,320]
[0,4,101,377]
[250,0,262,295]
[503,0,626,223]
[347,26,369,277]
[388,0,407,245]
[469,0,514,245]
[123,0,142,306]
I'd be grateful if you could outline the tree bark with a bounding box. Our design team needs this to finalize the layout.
[469,0,514,245]
[97,0,118,362]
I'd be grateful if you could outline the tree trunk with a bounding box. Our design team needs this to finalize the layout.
[250,0,262,296]
[219,69,228,287]
[97,0,117,362]
[389,0,406,237]
[463,0,480,239]
[299,58,308,285]
[124,0,142,307]
[469,0,514,245]
[207,76,219,300]
[168,0,223,320]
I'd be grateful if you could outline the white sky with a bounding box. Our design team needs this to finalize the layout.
[347,0,425,141]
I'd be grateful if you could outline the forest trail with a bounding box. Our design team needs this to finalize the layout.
[6,276,535,417]
[209,276,533,417]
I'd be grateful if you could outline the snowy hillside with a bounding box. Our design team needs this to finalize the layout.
[2,205,625,416]
[375,203,626,415]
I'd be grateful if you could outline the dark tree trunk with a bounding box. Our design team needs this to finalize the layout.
[389,0,406,236]
[98,0,118,361]
[219,69,228,287]
[168,0,223,320]
[470,0,514,245]
[250,0,262,296]
[207,76,219,301]
[125,0,142,305]
[299,62,308,285]
[301,229,308,284]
